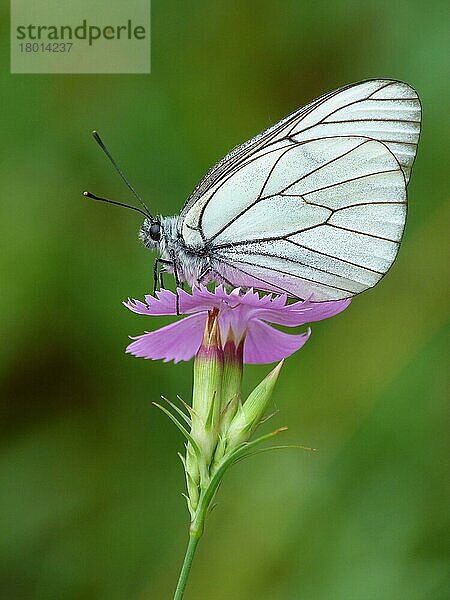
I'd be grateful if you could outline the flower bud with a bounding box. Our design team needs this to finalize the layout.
[212,329,244,465]
[220,329,244,424]
[222,360,284,453]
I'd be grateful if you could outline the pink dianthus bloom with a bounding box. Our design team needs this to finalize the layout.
[124,286,350,364]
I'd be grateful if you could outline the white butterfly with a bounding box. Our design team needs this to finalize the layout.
[88,79,421,301]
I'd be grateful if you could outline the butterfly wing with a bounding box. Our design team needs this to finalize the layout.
[180,80,421,300]
[280,78,421,183]
[209,136,406,300]
[181,79,420,219]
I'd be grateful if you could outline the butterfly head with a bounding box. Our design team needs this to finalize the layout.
[139,217,161,250]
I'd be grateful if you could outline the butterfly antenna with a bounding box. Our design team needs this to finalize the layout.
[91,130,153,219]
[83,191,150,219]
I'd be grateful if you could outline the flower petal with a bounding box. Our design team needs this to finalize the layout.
[124,290,177,316]
[244,320,311,364]
[126,312,207,363]
[256,298,351,327]
[125,288,194,316]
[124,285,350,364]
[125,286,236,317]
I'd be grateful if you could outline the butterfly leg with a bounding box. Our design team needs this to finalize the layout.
[197,256,219,287]
[197,267,211,285]
[169,249,181,315]
[153,258,173,293]
[152,259,159,294]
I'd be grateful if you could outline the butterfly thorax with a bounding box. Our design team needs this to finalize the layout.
[140,215,209,286]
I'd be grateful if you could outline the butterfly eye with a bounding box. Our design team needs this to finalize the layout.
[149,222,161,241]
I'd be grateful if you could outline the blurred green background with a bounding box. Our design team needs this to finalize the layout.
[1,1,448,599]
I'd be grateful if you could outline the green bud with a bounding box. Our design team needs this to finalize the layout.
[222,360,284,453]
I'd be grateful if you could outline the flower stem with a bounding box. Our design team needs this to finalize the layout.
[173,479,213,598]
[173,427,289,598]
[173,532,201,600]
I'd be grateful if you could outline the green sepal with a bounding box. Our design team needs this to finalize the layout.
[161,396,191,427]
[177,395,197,418]
[177,452,187,469]
[232,442,316,466]
[222,361,284,452]
[153,402,202,459]
[181,492,195,517]
[210,426,287,478]
[204,391,217,430]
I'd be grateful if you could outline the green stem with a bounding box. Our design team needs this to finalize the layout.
[173,429,287,598]
[172,472,216,598]
[173,533,201,600]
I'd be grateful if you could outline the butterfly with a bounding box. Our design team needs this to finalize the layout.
[85,79,421,302]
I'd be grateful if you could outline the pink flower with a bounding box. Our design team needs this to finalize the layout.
[124,286,350,364]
